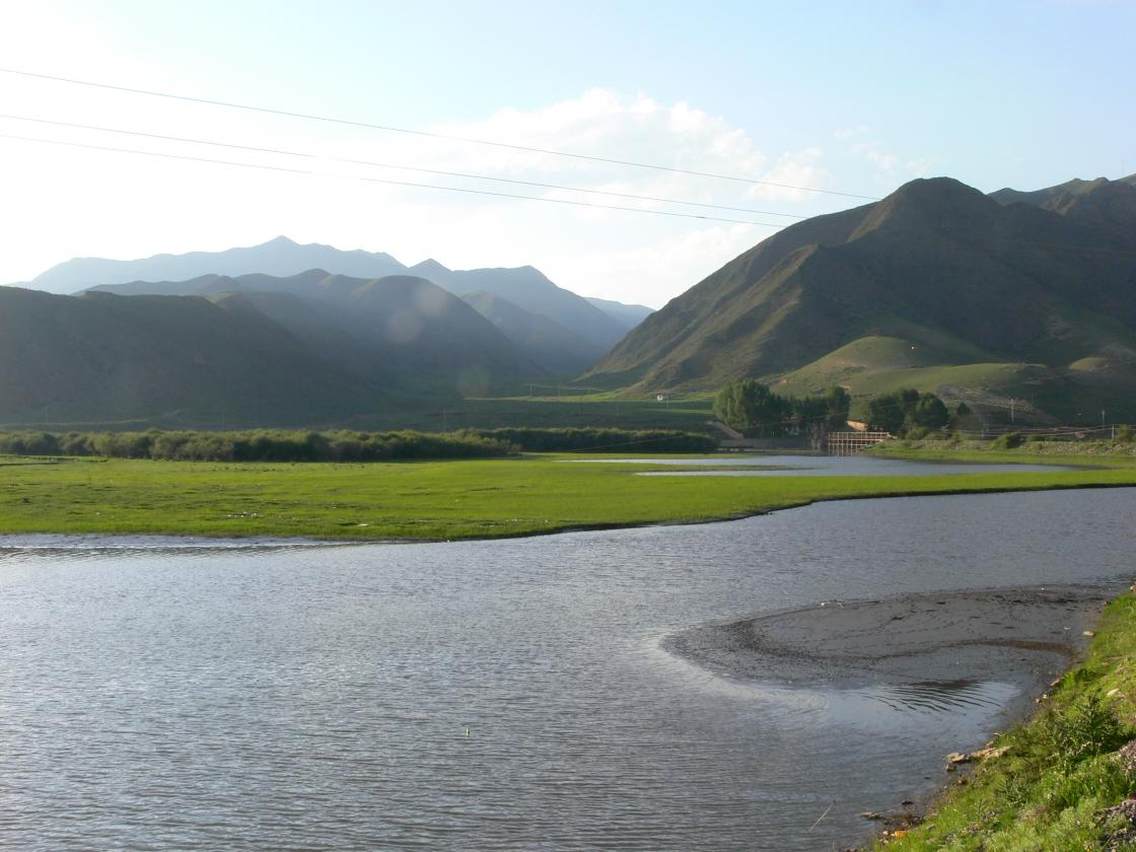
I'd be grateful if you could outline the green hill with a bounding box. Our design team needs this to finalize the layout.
[0,271,553,427]
[0,287,372,426]
[585,174,1136,423]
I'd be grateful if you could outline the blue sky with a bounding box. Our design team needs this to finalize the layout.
[0,0,1132,305]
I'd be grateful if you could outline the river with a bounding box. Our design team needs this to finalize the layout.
[1,473,1133,850]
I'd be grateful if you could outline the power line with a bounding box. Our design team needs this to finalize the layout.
[0,113,809,219]
[0,132,786,226]
[0,66,879,200]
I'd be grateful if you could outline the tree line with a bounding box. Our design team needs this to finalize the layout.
[713,380,851,437]
[0,429,517,462]
[0,427,716,461]
[714,379,968,438]
[470,427,717,453]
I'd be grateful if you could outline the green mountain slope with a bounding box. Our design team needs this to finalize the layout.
[585,175,1136,422]
[0,287,373,425]
[108,270,543,395]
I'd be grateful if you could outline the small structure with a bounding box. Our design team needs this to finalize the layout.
[825,430,892,455]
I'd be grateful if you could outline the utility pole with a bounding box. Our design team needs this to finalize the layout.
[1009,398,1015,424]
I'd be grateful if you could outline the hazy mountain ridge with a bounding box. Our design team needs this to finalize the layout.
[19,237,649,349]
[0,271,548,425]
[585,174,1136,421]
[0,286,371,425]
[460,291,607,375]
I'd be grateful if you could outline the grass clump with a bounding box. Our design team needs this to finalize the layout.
[878,594,1136,850]
[991,431,1026,450]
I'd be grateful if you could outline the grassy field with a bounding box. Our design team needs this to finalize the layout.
[2,451,1136,540]
[351,395,717,433]
[879,593,1136,850]
[872,440,1136,464]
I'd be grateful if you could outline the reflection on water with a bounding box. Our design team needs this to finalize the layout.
[857,680,1012,714]
[0,488,1132,850]
[572,453,1075,476]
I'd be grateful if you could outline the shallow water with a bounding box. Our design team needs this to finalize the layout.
[1,488,1133,850]
[573,452,1076,476]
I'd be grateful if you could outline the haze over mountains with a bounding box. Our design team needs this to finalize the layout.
[6,173,1136,427]
[18,237,651,367]
[1,268,567,425]
[587,173,1136,422]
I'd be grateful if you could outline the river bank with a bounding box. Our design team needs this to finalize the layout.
[2,452,1136,540]
[665,582,1136,849]
[873,589,1136,849]
[664,586,1108,696]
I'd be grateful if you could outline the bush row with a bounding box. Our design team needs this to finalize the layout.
[0,429,518,462]
[470,427,718,453]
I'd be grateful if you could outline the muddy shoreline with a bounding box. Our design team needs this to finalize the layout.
[664,586,1110,715]
[663,585,1115,841]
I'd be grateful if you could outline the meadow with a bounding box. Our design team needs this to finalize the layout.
[2,451,1136,541]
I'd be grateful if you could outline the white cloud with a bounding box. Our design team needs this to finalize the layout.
[746,147,829,202]
[0,51,855,306]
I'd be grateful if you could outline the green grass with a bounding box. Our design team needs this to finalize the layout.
[2,451,1136,541]
[872,440,1136,465]
[877,594,1136,850]
[346,395,716,433]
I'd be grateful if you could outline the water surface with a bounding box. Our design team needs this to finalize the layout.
[572,452,1076,476]
[1,488,1132,850]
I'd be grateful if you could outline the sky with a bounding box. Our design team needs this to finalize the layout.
[0,0,1133,307]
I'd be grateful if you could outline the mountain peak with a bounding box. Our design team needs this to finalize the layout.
[887,176,989,207]
[410,258,451,275]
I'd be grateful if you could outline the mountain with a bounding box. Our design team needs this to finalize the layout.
[407,260,628,350]
[585,297,654,332]
[585,174,1136,422]
[461,291,607,375]
[95,270,540,394]
[990,173,1136,240]
[19,237,637,352]
[0,270,548,426]
[0,286,371,426]
[25,236,405,295]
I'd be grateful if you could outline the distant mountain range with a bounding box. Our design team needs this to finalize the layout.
[585,173,1136,423]
[16,236,653,373]
[10,173,1136,428]
[0,271,543,426]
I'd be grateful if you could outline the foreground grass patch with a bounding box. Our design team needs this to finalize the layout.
[1,452,1135,540]
[878,593,1136,850]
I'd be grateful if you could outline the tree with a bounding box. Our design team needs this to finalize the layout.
[868,388,949,434]
[911,393,949,431]
[713,379,790,436]
[823,386,851,428]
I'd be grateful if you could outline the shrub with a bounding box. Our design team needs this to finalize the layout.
[992,431,1025,449]
[0,429,519,462]
[470,427,716,453]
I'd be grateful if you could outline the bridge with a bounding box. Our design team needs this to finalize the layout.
[825,431,893,455]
